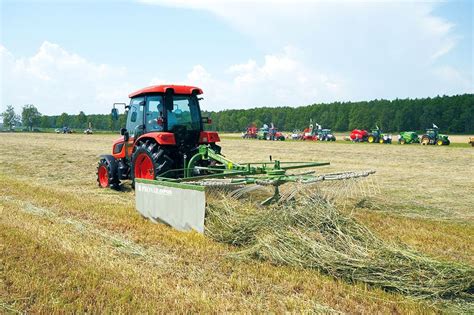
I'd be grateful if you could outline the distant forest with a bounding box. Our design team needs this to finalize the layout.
[11,94,474,133]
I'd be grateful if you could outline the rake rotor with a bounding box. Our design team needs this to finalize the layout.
[155,145,377,206]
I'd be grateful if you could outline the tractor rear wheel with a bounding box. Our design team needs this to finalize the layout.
[399,139,406,144]
[368,136,375,143]
[97,158,120,189]
[131,140,173,187]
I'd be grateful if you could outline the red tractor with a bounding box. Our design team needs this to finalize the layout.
[349,129,369,142]
[97,85,219,189]
[242,124,258,139]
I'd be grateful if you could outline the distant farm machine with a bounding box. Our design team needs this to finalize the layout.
[302,121,320,141]
[318,128,336,141]
[257,123,285,141]
[421,124,450,146]
[242,124,258,139]
[300,120,335,141]
[349,129,369,142]
[97,85,375,226]
[367,126,392,144]
[398,131,420,144]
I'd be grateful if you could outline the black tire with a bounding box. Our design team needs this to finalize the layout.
[130,140,174,188]
[97,158,120,189]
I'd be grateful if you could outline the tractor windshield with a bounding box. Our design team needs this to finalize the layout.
[167,95,201,132]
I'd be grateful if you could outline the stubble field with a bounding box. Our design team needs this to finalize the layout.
[1,133,473,313]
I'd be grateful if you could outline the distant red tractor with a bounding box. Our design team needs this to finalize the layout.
[242,124,258,139]
[350,129,369,142]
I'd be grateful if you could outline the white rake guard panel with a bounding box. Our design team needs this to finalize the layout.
[135,179,206,233]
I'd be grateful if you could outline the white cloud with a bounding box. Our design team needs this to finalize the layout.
[177,47,343,109]
[1,41,132,115]
[140,0,472,103]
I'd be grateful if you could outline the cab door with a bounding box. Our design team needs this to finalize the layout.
[125,97,145,157]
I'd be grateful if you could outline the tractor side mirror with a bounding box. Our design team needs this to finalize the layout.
[111,108,119,120]
[121,128,129,141]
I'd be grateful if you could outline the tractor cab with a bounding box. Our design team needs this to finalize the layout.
[370,128,381,138]
[320,129,330,136]
[425,128,438,139]
[122,86,206,148]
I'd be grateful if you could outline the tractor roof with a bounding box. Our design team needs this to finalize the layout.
[129,85,203,98]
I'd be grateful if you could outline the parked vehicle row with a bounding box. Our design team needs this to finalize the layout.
[242,121,336,142]
[243,122,454,146]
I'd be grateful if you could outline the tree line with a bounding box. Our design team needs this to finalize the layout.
[205,94,473,133]
[2,94,473,133]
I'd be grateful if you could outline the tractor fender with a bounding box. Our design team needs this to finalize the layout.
[136,132,176,146]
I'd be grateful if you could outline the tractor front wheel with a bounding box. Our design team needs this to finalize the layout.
[437,139,444,146]
[97,158,120,189]
[131,140,173,187]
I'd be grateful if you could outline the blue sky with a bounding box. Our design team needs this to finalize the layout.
[1,0,472,115]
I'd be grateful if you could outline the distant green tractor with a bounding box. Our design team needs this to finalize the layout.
[398,131,420,144]
[367,126,392,144]
[421,126,450,146]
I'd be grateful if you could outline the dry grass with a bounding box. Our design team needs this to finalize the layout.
[1,133,473,313]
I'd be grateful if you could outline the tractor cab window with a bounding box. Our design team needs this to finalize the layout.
[126,97,145,137]
[167,95,201,132]
[145,95,164,132]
